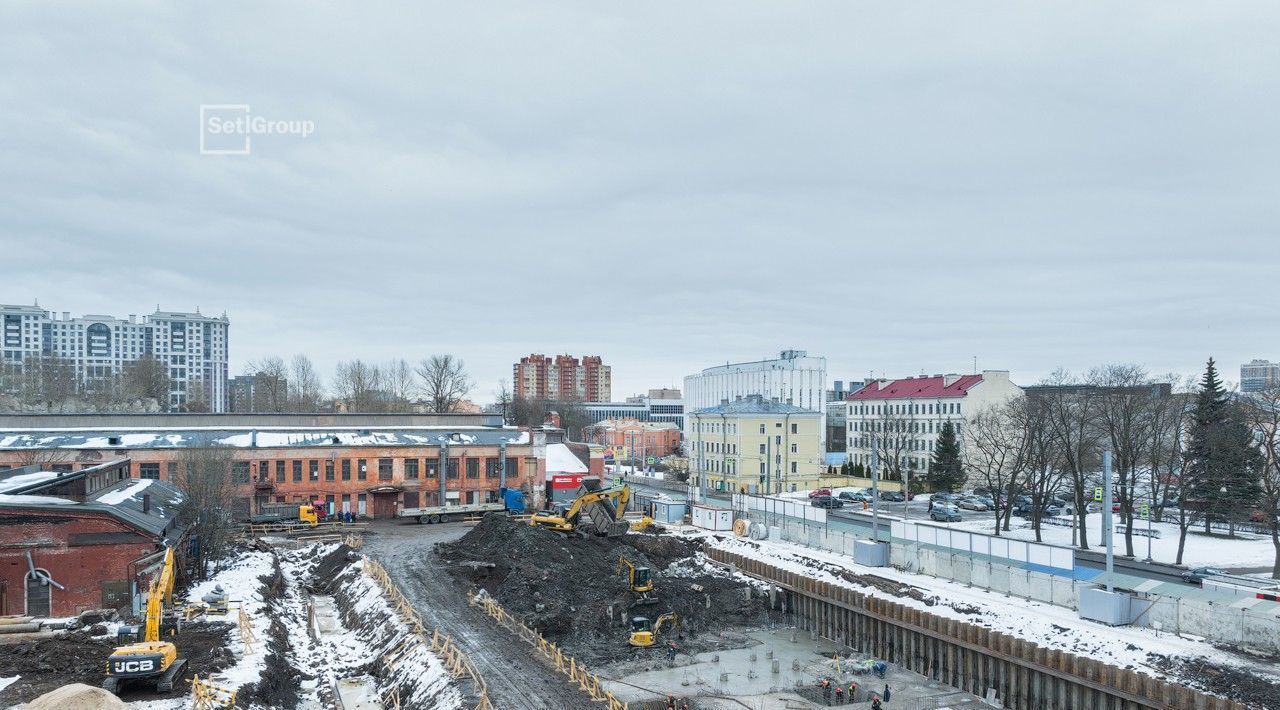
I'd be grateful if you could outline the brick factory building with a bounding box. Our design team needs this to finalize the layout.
[514,353,611,402]
[0,414,586,521]
[0,459,188,617]
[586,418,682,459]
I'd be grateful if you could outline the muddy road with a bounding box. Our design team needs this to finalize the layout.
[360,520,589,709]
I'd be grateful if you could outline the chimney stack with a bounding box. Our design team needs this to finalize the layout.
[142,493,151,514]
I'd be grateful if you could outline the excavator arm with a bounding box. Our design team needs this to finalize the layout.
[144,548,176,642]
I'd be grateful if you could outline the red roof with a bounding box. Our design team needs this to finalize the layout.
[848,374,983,401]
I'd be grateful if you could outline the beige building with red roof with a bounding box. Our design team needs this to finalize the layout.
[844,370,1022,477]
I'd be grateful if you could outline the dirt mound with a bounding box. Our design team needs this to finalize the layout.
[0,623,233,705]
[1149,654,1280,710]
[440,514,772,664]
[23,683,126,710]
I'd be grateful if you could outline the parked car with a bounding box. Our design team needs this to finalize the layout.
[976,496,997,509]
[811,495,844,509]
[930,492,957,503]
[808,488,832,499]
[930,504,962,522]
[879,491,906,502]
[1181,566,1229,585]
[957,497,990,511]
[1013,502,1062,518]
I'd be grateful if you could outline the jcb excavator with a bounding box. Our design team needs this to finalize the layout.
[628,612,678,647]
[616,555,657,606]
[104,547,188,694]
[530,479,631,537]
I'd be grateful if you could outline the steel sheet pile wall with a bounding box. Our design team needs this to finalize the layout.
[707,547,1241,710]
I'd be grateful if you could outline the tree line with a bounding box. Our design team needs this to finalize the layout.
[242,354,473,414]
[0,354,191,412]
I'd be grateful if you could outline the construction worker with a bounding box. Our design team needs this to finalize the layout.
[833,685,843,704]
[667,641,678,662]
[820,677,831,703]
[849,681,859,701]
[666,694,675,709]
[871,697,883,710]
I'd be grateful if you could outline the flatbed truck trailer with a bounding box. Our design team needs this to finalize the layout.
[400,487,526,524]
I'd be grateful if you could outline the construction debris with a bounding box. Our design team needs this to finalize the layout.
[440,513,775,665]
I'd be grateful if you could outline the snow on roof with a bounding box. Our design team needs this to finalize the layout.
[545,443,588,474]
[0,427,532,450]
[0,469,62,494]
[0,493,78,505]
[848,374,983,401]
[94,477,154,505]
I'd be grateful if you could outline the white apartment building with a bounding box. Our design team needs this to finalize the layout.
[683,350,827,449]
[1,304,230,412]
[845,370,1022,474]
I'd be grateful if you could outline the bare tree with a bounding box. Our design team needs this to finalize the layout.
[1039,370,1104,550]
[246,356,289,412]
[416,354,472,413]
[333,360,385,412]
[1008,395,1067,540]
[289,354,324,411]
[20,355,79,411]
[964,401,1028,537]
[121,356,174,408]
[494,379,514,424]
[863,404,917,488]
[1242,385,1280,578]
[1090,364,1157,556]
[172,445,239,579]
[382,359,417,412]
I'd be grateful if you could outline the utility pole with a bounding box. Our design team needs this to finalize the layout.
[1104,449,1114,592]
[871,432,880,542]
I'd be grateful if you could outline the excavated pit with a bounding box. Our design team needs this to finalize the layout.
[439,514,775,665]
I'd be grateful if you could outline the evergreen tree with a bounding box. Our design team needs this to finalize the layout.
[929,420,964,492]
[1187,358,1263,535]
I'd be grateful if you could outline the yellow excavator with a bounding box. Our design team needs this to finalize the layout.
[628,612,678,647]
[104,547,187,694]
[616,556,657,606]
[530,480,631,537]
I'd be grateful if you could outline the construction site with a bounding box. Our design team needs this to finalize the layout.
[1,476,1279,709]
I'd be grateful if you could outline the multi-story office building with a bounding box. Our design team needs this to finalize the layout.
[513,353,611,401]
[687,394,822,493]
[683,350,827,449]
[845,371,1022,475]
[1242,360,1280,393]
[583,396,684,430]
[0,303,230,411]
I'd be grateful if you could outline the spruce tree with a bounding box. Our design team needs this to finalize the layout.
[929,420,964,492]
[1187,358,1263,534]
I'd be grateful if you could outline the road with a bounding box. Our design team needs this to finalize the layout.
[360,520,588,709]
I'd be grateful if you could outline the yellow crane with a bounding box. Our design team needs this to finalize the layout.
[628,612,678,647]
[104,547,187,694]
[616,556,657,606]
[530,480,631,537]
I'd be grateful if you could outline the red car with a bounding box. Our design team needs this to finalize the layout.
[808,488,832,499]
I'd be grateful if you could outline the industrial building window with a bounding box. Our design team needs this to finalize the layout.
[485,458,499,478]
[404,459,419,479]
[325,460,335,481]
[506,458,518,479]
[309,460,319,480]
[357,459,367,481]
[466,459,479,479]
[276,460,285,482]
[259,460,270,481]
[232,462,250,484]
[378,458,393,481]
[425,460,438,478]
[139,463,160,479]
[341,459,351,481]
[446,459,459,479]
[292,460,302,482]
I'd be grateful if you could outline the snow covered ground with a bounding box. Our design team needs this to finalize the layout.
[672,528,1280,691]
[947,513,1277,568]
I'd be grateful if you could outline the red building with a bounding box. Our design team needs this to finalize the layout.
[0,460,187,617]
[587,418,682,458]
[514,353,612,402]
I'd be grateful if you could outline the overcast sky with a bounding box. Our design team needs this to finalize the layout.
[2,3,1277,400]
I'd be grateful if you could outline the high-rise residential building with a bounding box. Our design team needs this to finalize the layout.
[1241,360,1280,393]
[687,394,823,494]
[0,303,230,412]
[513,353,611,401]
[229,372,288,413]
[845,371,1022,477]
[683,350,827,448]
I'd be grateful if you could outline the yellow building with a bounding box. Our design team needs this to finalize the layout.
[688,394,822,494]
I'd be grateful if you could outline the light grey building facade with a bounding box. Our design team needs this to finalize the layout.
[1,303,230,412]
[683,349,827,449]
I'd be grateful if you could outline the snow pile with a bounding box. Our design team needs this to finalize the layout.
[184,548,277,692]
[0,676,18,693]
[708,535,1280,689]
